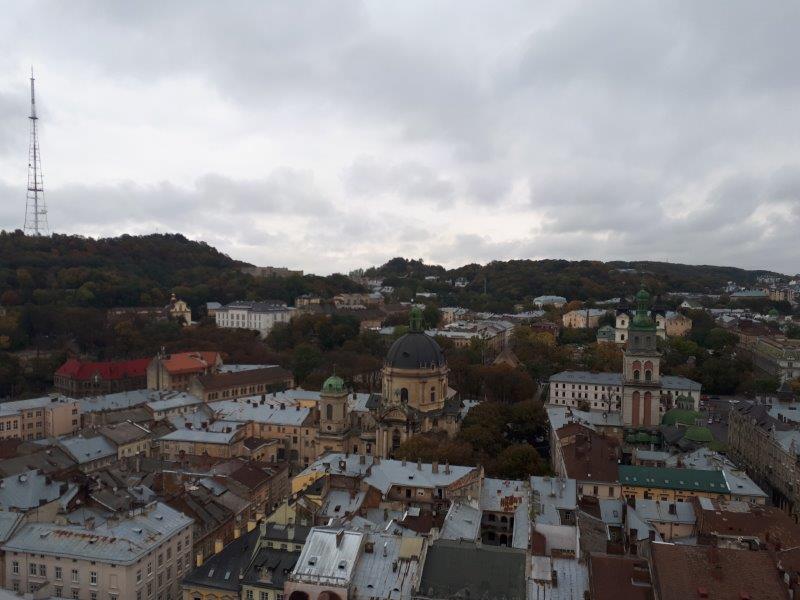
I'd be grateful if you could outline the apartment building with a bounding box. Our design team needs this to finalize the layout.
[214,301,295,339]
[728,401,800,516]
[1,502,193,600]
[0,396,81,441]
[562,308,608,329]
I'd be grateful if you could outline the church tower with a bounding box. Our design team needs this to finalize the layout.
[621,287,662,427]
[317,374,350,453]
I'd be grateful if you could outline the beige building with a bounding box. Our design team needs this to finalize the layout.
[159,425,247,461]
[188,366,294,402]
[0,396,80,441]
[728,401,800,517]
[562,309,608,329]
[98,421,152,459]
[1,502,193,600]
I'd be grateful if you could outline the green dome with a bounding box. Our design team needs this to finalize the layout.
[635,287,650,303]
[322,375,345,394]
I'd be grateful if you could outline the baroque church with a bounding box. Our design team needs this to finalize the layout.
[315,307,465,458]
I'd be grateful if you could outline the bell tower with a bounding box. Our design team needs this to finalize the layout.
[319,375,349,436]
[622,287,661,427]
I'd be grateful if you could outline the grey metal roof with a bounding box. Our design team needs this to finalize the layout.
[530,476,577,526]
[301,454,476,494]
[146,393,203,413]
[0,470,70,511]
[78,389,200,414]
[0,512,23,543]
[350,532,422,600]
[291,527,363,585]
[480,478,528,513]
[160,427,241,444]
[59,435,117,464]
[529,556,588,600]
[386,331,446,369]
[549,371,623,386]
[661,375,702,392]
[209,398,311,426]
[632,499,696,524]
[1,502,192,565]
[439,502,481,541]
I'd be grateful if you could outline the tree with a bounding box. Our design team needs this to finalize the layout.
[291,343,322,384]
[490,444,547,479]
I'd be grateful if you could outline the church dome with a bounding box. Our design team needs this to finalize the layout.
[322,374,345,394]
[386,332,446,370]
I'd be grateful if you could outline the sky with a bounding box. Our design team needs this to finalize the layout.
[0,1,799,275]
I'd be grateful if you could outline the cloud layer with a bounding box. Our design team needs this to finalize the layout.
[0,0,798,274]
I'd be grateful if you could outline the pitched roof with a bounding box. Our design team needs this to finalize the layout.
[194,366,293,391]
[588,554,652,600]
[159,351,220,375]
[55,358,150,381]
[618,465,729,494]
[650,543,789,600]
[559,428,620,484]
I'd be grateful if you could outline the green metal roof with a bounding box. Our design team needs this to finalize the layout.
[618,465,730,494]
[321,374,345,394]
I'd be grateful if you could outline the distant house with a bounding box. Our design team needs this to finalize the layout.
[533,295,567,308]
[563,308,608,329]
[730,289,768,300]
[54,357,150,397]
[596,325,616,344]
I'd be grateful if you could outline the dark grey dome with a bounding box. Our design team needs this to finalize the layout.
[386,332,446,369]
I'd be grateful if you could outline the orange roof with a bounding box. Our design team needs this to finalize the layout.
[160,351,220,375]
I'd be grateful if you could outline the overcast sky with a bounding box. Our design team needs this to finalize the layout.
[1,1,799,275]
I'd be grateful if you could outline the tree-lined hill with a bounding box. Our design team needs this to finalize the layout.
[0,230,363,309]
[365,257,784,311]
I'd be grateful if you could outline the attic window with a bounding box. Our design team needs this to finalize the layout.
[308,556,318,566]
[338,560,347,570]
[208,568,215,577]
[334,505,341,513]
[224,571,231,580]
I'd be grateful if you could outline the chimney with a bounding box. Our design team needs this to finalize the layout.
[402,459,407,467]
[383,542,389,557]
[417,458,422,471]
[445,461,450,475]
[432,461,439,474]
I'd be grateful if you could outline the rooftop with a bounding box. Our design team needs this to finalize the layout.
[0,470,70,512]
[618,465,729,494]
[650,543,788,600]
[291,527,364,586]
[418,539,527,600]
[193,366,293,391]
[55,357,150,381]
[1,502,192,565]
[439,502,481,542]
[59,434,117,464]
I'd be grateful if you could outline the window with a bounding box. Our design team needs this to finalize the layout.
[12,561,18,575]
[72,568,79,583]
[166,547,171,560]
[246,591,254,600]
[260,593,269,600]
[400,388,409,402]
[56,587,63,597]
[158,553,163,566]
[137,570,142,583]
[91,593,97,600]
[29,563,37,576]
[137,592,142,600]
[147,562,152,575]
[91,571,97,585]
[39,564,46,577]
[148,583,153,597]
[326,404,333,420]
[72,590,79,600]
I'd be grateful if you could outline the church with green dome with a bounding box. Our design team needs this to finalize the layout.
[315,307,466,458]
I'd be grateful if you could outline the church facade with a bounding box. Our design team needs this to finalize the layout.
[315,307,464,459]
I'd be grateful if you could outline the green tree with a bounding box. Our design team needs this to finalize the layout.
[291,343,322,384]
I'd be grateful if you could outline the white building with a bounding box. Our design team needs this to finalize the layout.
[214,301,295,338]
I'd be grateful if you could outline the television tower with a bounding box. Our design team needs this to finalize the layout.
[23,67,48,236]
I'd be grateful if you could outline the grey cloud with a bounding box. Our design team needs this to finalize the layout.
[344,159,455,205]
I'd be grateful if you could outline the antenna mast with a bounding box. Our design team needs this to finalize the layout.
[23,67,48,236]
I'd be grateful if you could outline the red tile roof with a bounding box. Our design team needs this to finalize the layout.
[650,543,789,600]
[55,358,150,381]
[160,351,220,375]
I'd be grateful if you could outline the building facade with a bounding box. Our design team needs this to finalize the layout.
[214,301,295,339]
